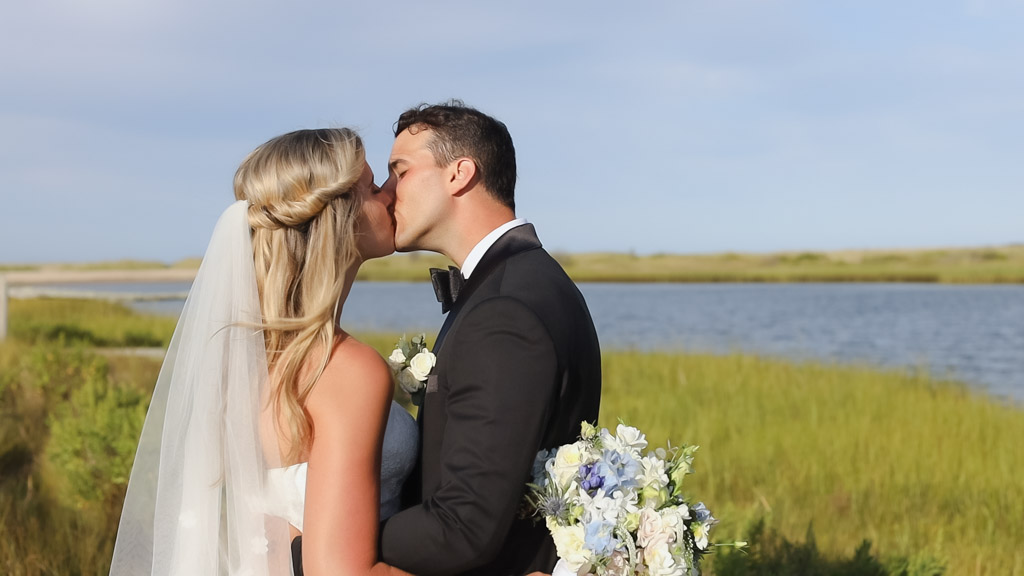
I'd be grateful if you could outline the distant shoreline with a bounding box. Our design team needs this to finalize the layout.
[3,244,1023,284]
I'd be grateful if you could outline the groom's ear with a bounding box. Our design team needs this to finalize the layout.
[448,157,478,197]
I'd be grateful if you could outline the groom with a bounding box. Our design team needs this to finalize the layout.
[378,101,602,574]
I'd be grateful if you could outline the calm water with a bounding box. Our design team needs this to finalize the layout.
[54,281,1024,402]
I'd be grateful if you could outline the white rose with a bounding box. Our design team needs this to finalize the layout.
[640,455,668,490]
[387,348,407,369]
[615,424,647,454]
[550,442,585,488]
[599,428,618,450]
[636,507,665,548]
[660,505,690,542]
[546,518,592,573]
[397,367,423,394]
[644,540,684,576]
[407,350,436,381]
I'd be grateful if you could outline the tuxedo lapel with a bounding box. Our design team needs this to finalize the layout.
[431,224,542,354]
[419,224,543,435]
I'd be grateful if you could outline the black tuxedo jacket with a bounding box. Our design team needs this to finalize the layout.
[379,224,602,575]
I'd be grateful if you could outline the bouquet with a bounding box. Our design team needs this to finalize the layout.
[527,422,728,576]
[386,333,435,406]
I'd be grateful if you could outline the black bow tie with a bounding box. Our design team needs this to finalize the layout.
[430,266,465,313]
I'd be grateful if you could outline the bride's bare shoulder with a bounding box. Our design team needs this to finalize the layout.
[308,334,393,409]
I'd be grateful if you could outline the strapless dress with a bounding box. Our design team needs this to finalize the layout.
[263,401,418,530]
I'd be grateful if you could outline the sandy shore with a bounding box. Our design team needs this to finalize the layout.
[1,268,197,285]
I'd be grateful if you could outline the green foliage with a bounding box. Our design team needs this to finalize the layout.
[44,359,148,512]
[56,259,170,270]
[599,351,1024,575]
[352,245,1024,283]
[1,323,1022,574]
[8,298,177,347]
[0,341,97,480]
[713,519,945,576]
[21,338,99,403]
[779,252,828,264]
[0,340,156,574]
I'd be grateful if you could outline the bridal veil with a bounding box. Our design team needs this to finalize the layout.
[109,201,292,575]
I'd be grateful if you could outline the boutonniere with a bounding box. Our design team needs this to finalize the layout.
[387,333,435,406]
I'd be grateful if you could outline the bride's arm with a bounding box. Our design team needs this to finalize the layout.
[301,340,414,576]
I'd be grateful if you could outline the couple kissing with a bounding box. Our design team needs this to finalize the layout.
[109,100,602,576]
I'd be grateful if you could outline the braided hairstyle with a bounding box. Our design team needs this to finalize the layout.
[233,127,365,463]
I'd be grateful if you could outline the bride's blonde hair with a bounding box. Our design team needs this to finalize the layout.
[233,128,365,463]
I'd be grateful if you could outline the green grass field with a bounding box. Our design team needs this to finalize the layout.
[546,245,1024,284]
[6,298,178,348]
[600,352,1023,575]
[1,300,1022,574]
[5,243,1024,283]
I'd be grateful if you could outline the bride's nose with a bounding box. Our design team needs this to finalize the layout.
[381,175,396,198]
[381,179,396,205]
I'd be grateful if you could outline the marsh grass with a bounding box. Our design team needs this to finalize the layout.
[552,246,1024,284]
[7,298,178,347]
[356,246,1024,283]
[0,340,145,575]
[2,310,1022,574]
[6,244,1023,283]
[598,352,1024,575]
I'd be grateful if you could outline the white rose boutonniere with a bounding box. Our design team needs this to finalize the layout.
[389,334,435,406]
[387,348,407,369]
[408,350,436,381]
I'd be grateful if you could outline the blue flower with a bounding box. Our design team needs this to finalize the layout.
[532,449,552,486]
[579,462,605,494]
[596,449,640,494]
[693,502,715,524]
[583,519,618,555]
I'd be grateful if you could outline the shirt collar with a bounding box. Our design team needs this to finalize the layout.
[461,218,529,279]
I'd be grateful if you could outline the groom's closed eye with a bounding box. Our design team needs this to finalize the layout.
[388,159,408,179]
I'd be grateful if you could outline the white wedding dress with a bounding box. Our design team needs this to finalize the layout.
[263,401,418,531]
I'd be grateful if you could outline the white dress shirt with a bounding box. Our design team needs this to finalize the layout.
[460,218,529,279]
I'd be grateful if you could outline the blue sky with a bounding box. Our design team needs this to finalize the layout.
[2,0,1022,263]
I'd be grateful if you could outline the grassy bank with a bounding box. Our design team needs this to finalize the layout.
[6,298,178,348]
[548,245,1024,284]
[2,302,1022,574]
[600,352,1023,575]
[5,244,1024,283]
[0,340,160,574]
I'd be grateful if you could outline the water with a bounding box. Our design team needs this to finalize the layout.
[50,281,1024,402]
[579,283,1024,403]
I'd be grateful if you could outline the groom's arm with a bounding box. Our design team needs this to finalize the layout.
[380,296,558,575]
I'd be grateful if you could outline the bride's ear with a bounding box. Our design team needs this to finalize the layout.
[448,158,478,196]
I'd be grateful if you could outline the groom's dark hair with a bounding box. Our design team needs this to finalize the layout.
[394,99,516,210]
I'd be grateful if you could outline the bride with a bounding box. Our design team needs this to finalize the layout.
[109,128,417,575]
